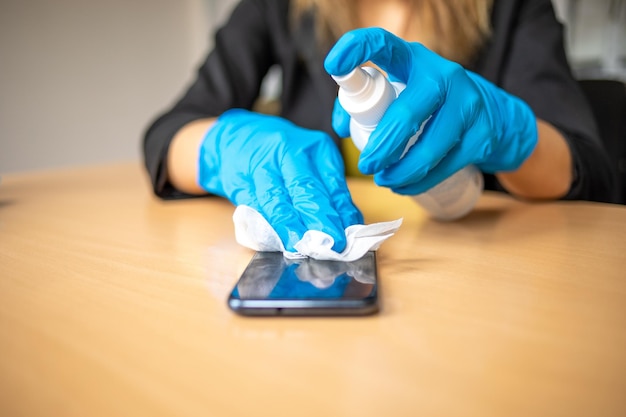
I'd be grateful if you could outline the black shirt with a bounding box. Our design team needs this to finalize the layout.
[143,0,616,202]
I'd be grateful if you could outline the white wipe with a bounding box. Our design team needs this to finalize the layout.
[233,205,402,262]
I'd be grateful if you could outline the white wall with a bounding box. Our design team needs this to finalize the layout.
[552,0,626,79]
[0,0,234,174]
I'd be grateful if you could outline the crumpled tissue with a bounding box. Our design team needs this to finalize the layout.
[233,205,402,262]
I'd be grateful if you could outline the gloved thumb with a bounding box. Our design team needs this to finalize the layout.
[331,97,351,139]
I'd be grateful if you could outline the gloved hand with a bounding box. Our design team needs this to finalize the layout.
[324,28,538,195]
[198,109,363,252]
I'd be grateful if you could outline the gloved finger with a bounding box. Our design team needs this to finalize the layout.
[227,170,306,252]
[372,82,470,189]
[331,97,351,139]
[383,145,470,196]
[357,101,421,175]
[326,178,364,228]
[388,138,481,196]
[225,171,259,208]
[280,144,349,253]
[250,168,308,252]
[358,81,441,174]
[359,82,464,178]
[324,27,413,82]
[380,106,492,195]
[313,141,364,228]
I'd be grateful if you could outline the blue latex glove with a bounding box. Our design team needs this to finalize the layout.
[324,28,538,195]
[197,109,363,252]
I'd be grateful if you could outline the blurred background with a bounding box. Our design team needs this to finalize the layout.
[1,0,624,174]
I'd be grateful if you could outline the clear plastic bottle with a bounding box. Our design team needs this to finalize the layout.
[332,66,483,221]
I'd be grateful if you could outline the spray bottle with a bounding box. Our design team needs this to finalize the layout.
[332,66,483,221]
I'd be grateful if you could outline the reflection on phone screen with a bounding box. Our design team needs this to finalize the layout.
[233,251,376,301]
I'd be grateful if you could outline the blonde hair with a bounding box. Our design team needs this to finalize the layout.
[291,0,494,65]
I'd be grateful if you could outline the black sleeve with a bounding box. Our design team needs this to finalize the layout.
[142,0,277,199]
[478,0,617,202]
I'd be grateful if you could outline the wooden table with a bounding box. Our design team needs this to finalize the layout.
[1,163,625,417]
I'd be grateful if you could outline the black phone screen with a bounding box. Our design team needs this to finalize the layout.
[228,251,378,316]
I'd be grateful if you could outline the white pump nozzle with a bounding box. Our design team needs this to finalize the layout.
[332,68,372,97]
[332,66,396,129]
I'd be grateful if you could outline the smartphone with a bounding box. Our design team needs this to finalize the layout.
[228,251,378,316]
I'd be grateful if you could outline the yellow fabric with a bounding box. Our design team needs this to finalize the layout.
[341,137,372,179]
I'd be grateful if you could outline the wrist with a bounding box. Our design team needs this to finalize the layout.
[167,118,215,195]
[496,119,573,199]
